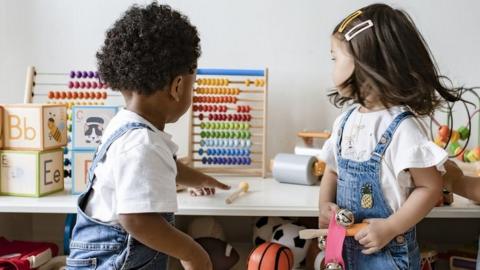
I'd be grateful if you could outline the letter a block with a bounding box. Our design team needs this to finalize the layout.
[2,104,67,150]
[0,149,64,197]
[71,150,95,194]
[72,106,118,150]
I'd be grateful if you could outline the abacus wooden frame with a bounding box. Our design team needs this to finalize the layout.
[187,68,268,177]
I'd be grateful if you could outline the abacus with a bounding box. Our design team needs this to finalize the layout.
[187,69,268,177]
[24,66,123,106]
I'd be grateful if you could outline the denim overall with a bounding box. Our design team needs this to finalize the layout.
[67,123,174,270]
[336,108,420,270]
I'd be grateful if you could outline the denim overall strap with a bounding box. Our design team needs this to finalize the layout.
[87,122,153,186]
[370,111,414,162]
[336,107,356,157]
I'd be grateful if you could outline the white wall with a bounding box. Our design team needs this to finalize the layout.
[1,0,479,159]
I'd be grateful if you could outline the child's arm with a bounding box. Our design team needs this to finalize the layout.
[444,160,480,201]
[355,166,443,254]
[319,166,339,228]
[176,161,230,195]
[119,213,212,270]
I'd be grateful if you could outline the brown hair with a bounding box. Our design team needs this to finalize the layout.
[330,3,462,116]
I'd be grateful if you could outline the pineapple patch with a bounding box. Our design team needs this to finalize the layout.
[361,183,373,209]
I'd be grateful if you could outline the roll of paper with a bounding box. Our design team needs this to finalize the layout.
[273,154,318,185]
[294,146,323,157]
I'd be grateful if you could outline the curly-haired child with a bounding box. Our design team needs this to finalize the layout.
[67,3,229,270]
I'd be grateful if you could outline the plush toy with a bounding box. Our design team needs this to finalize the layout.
[187,217,226,241]
[252,216,292,246]
[195,237,239,270]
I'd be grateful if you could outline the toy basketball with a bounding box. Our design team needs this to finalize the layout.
[247,242,294,270]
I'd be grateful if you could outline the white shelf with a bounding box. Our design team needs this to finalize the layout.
[0,177,479,218]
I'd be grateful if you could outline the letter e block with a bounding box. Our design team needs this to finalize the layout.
[0,148,64,197]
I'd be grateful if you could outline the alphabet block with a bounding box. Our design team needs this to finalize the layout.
[0,148,64,197]
[71,150,95,195]
[0,106,3,148]
[72,106,118,150]
[2,104,67,150]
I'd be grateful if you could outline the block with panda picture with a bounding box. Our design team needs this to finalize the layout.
[71,106,119,150]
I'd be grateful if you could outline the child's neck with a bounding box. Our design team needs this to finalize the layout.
[123,92,167,131]
[358,104,386,113]
[359,95,386,113]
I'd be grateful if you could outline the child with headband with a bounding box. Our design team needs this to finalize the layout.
[318,3,464,269]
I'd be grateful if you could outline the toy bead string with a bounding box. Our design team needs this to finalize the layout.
[194,157,259,165]
[192,105,261,113]
[194,87,263,95]
[194,113,260,122]
[194,139,253,148]
[196,78,266,87]
[194,148,260,156]
[194,122,262,130]
[192,96,263,103]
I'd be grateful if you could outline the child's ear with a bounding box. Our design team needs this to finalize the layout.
[169,75,183,102]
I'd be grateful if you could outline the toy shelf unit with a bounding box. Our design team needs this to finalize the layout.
[187,68,268,177]
[23,66,124,195]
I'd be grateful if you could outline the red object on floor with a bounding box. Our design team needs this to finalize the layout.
[0,237,58,270]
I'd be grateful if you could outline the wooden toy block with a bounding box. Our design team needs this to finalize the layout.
[71,150,95,194]
[71,106,118,150]
[2,104,67,150]
[0,148,64,197]
[0,106,3,149]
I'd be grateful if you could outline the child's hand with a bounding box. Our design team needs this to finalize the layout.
[354,218,397,255]
[318,202,339,228]
[180,244,212,270]
[189,174,230,196]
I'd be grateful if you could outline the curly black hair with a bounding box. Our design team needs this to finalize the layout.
[97,3,201,95]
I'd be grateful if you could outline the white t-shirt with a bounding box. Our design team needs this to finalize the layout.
[85,109,179,224]
[319,105,447,212]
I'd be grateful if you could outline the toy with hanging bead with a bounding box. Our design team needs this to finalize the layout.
[187,68,268,177]
[430,87,480,178]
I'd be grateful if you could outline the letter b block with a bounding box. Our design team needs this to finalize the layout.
[2,104,67,150]
[0,149,64,197]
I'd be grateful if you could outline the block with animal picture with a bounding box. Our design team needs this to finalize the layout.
[71,106,118,150]
[0,148,64,197]
[2,104,67,150]
[71,150,95,194]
